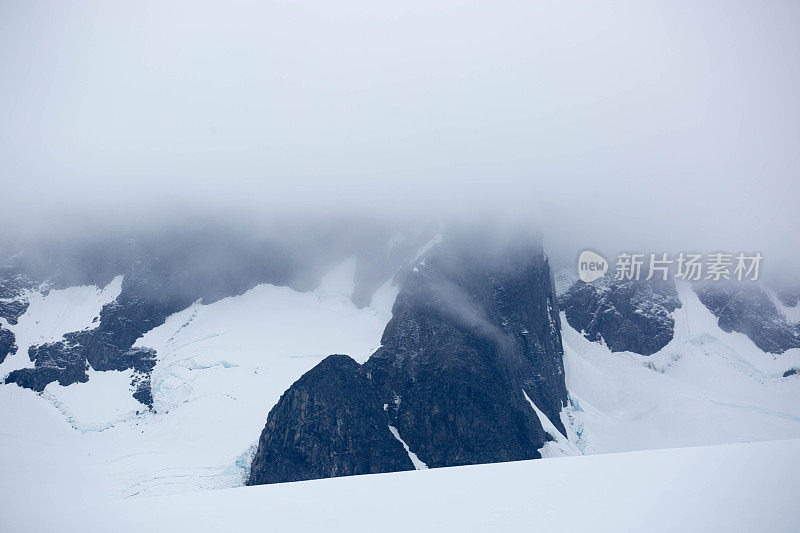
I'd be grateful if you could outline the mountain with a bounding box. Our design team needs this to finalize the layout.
[693,282,800,354]
[248,231,568,484]
[0,224,436,407]
[0,265,34,364]
[248,354,415,485]
[0,224,799,513]
[560,277,681,355]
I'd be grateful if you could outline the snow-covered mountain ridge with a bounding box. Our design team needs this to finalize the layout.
[0,256,394,497]
[1,230,799,512]
[558,280,800,455]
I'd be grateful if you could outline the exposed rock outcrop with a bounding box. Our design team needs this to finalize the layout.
[248,355,414,485]
[694,283,800,354]
[0,328,15,365]
[2,234,298,407]
[249,231,569,484]
[561,278,681,356]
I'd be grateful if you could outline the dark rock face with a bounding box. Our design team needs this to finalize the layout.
[0,300,28,325]
[0,266,33,325]
[7,342,90,391]
[365,234,567,468]
[1,225,431,407]
[0,328,15,365]
[5,273,184,405]
[249,232,569,484]
[694,283,800,354]
[561,278,681,356]
[0,266,33,366]
[248,355,414,485]
[2,233,299,406]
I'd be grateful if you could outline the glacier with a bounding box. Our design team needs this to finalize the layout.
[1,262,799,530]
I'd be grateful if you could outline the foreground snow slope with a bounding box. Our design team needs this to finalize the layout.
[2,437,797,532]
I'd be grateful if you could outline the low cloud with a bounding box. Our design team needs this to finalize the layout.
[1,1,798,270]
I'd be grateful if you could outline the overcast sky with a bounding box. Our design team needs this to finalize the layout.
[1,1,798,265]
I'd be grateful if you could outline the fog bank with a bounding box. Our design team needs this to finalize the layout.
[1,1,798,267]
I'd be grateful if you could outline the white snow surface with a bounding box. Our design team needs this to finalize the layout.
[369,278,400,318]
[0,275,122,374]
[560,281,800,454]
[388,425,428,470]
[0,408,796,533]
[42,367,143,432]
[522,389,579,458]
[0,260,395,498]
[3,267,800,529]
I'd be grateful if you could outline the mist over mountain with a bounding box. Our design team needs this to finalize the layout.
[1,2,799,532]
[2,1,800,270]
